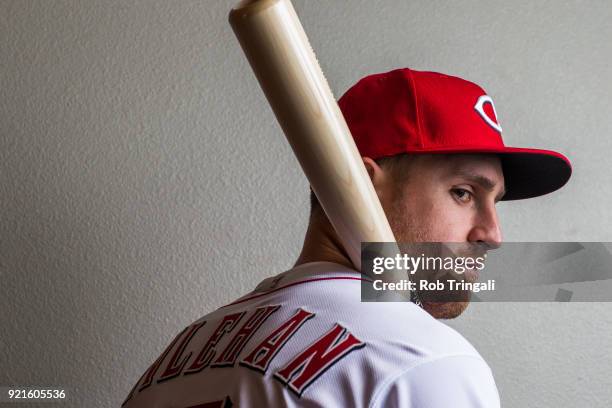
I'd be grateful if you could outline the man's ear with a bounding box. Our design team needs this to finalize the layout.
[363,157,394,210]
[362,157,386,188]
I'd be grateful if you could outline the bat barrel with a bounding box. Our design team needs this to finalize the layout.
[229,0,409,299]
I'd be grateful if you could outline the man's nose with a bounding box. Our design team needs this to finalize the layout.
[467,205,502,250]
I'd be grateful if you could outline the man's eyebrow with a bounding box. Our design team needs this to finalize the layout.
[454,170,506,202]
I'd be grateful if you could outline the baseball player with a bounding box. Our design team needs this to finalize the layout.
[122,68,571,407]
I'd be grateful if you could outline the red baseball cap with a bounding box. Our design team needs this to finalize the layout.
[338,68,572,200]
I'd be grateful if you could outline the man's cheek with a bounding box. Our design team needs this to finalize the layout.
[433,202,474,241]
[425,209,461,241]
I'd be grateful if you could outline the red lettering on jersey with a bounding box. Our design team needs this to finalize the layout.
[240,309,314,373]
[126,325,189,401]
[212,305,280,367]
[158,321,207,382]
[184,312,245,375]
[274,323,365,396]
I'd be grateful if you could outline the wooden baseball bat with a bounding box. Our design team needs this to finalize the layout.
[228,0,405,290]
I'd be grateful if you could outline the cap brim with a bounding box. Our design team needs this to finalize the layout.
[495,147,572,200]
[402,146,572,200]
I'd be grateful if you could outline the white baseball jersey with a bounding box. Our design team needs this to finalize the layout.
[123,262,500,407]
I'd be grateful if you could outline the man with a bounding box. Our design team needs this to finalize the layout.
[122,68,571,407]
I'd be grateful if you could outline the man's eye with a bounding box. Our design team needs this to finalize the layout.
[452,188,473,203]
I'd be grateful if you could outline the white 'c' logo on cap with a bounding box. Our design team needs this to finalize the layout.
[474,95,502,133]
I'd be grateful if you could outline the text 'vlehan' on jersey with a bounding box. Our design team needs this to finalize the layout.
[122,262,500,408]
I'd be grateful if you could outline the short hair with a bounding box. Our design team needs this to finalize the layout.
[309,154,414,217]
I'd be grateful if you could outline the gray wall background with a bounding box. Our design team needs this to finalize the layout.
[1,0,610,406]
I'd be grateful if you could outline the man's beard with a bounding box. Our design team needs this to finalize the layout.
[386,200,477,319]
[415,263,476,319]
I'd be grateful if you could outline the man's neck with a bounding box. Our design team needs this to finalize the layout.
[294,212,355,270]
